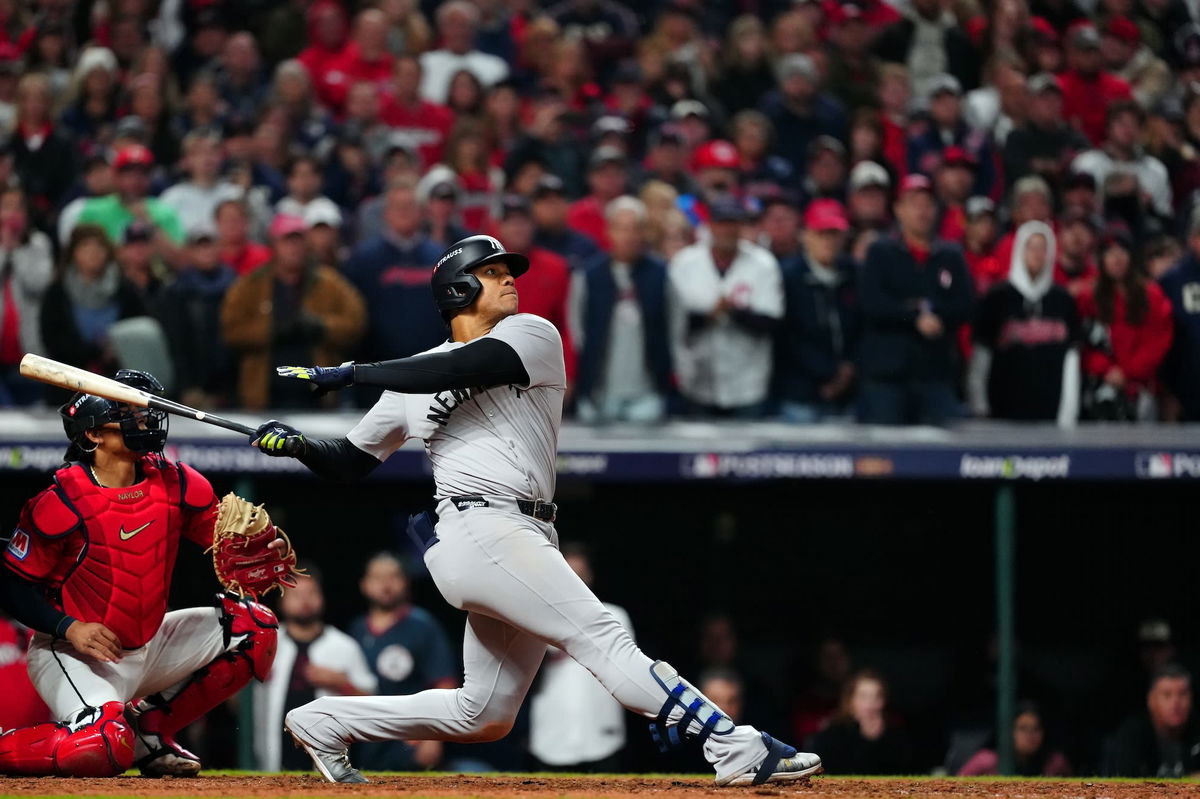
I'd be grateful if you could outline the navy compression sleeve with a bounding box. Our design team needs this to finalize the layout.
[0,566,74,638]
[298,437,381,483]
[352,337,529,393]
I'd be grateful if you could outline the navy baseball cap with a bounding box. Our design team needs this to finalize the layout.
[708,195,747,223]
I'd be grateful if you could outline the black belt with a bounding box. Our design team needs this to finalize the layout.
[517,498,557,522]
[449,495,557,522]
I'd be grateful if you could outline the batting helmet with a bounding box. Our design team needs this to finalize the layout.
[60,369,169,458]
[431,235,529,315]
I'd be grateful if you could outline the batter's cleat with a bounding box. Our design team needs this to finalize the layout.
[284,721,368,783]
[717,732,823,787]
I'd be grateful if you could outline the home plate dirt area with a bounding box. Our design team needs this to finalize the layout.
[0,774,1198,799]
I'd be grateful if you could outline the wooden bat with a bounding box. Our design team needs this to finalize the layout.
[20,353,260,438]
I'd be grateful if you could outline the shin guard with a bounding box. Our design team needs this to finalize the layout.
[131,595,277,766]
[0,702,134,777]
[646,661,735,752]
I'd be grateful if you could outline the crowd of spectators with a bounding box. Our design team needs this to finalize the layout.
[5,0,1200,423]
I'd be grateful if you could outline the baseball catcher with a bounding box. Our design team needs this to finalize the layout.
[0,369,297,778]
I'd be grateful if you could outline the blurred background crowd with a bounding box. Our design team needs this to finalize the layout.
[4,0,1200,424]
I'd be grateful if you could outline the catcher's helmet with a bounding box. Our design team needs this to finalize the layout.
[60,369,169,456]
[431,235,529,315]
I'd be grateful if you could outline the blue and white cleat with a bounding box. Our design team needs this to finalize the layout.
[717,732,823,787]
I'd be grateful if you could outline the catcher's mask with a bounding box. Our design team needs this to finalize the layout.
[60,369,169,458]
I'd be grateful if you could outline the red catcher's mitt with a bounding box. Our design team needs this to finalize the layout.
[208,493,302,599]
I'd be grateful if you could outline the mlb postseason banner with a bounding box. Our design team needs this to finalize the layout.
[1,412,1199,481]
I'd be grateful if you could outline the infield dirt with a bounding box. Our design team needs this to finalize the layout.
[0,774,1196,799]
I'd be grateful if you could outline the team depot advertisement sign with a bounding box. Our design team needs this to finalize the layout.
[958,454,1072,481]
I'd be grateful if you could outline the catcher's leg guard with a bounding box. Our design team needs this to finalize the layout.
[130,595,277,775]
[0,702,134,777]
[646,660,735,752]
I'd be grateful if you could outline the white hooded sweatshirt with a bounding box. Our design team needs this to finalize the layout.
[968,220,1080,426]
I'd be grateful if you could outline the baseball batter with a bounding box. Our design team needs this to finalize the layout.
[253,235,822,786]
[0,370,283,778]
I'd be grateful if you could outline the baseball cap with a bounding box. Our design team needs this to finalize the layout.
[1070,22,1101,50]
[186,221,217,244]
[1029,16,1059,44]
[671,99,710,121]
[777,53,817,83]
[940,146,978,170]
[429,180,459,202]
[592,115,631,140]
[808,135,847,161]
[965,196,996,219]
[114,116,148,144]
[1103,15,1139,45]
[899,173,934,195]
[1027,72,1063,95]
[708,194,748,223]
[304,198,343,229]
[533,173,566,199]
[926,73,963,100]
[123,220,154,244]
[499,194,532,219]
[383,130,419,160]
[691,140,740,171]
[114,144,154,170]
[1065,171,1097,192]
[269,214,308,239]
[803,198,850,232]
[589,145,628,170]
[849,161,890,192]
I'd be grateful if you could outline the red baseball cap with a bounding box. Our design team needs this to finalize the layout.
[941,146,978,169]
[269,214,308,239]
[1103,16,1140,45]
[803,198,850,232]
[691,139,739,171]
[113,144,154,170]
[899,173,934,195]
[1029,16,1059,44]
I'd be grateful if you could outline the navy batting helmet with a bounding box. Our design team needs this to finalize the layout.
[431,235,529,315]
[60,369,169,458]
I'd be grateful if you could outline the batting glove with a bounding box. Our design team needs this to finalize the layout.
[276,362,355,397]
[253,420,306,457]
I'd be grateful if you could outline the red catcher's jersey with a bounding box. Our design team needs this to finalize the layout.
[4,456,216,649]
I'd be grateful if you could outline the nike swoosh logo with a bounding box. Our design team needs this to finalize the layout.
[119,522,152,541]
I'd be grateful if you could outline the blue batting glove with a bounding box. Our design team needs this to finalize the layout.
[276,362,355,394]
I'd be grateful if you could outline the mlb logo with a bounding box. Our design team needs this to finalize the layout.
[7,530,29,560]
[1136,452,1172,478]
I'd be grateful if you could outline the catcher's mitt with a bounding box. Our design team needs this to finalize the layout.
[208,493,302,599]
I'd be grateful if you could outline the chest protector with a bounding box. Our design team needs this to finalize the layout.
[53,459,192,649]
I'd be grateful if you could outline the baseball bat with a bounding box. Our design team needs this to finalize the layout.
[20,353,259,438]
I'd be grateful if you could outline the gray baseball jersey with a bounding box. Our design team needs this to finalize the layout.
[346,313,566,500]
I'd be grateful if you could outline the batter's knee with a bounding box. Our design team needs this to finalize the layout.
[453,691,518,743]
